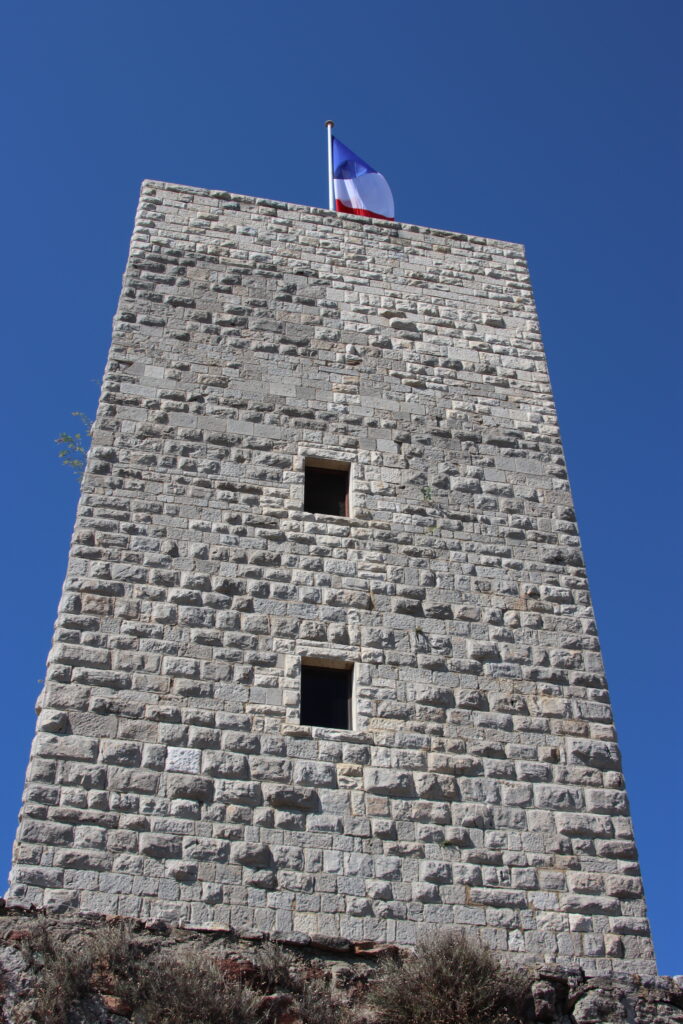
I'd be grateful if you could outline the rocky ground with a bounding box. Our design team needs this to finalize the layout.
[0,903,680,1023]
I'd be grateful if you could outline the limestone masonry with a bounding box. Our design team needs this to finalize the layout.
[8,182,655,975]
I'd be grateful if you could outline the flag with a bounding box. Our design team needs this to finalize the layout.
[332,136,394,221]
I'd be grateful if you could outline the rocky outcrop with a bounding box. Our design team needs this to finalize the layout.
[0,905,680,1023]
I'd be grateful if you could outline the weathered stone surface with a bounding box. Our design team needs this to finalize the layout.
[0,909,680,1024]
[165,746,201,774]
[6,183,655,974]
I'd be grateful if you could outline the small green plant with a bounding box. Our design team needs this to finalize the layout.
[421,485,433,502]
[55,411,93,477]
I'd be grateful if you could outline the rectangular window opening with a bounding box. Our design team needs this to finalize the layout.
[300,660,353,730]
[304,459,350,517]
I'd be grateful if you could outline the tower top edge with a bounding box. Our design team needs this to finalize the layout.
[138,179,526,254]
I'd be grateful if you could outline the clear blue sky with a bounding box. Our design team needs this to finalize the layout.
[2,0,680,974]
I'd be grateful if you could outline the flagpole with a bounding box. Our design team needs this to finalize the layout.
[325,120,334,211]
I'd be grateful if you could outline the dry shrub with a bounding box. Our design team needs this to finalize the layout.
[18,921,523,1024]
[251,943,350,1024]
[20,921,92,1024]
[251,942,303,994]
[367,930,529,1024]
[21,921,266,1024]
[131,950,265,1024]
[89,919,141,999]
[294,976,352,1024]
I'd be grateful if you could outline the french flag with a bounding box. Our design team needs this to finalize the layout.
[332,136,394,221]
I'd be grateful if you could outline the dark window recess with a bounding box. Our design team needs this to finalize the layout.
[300,663,353,730]
[304,465,349,517]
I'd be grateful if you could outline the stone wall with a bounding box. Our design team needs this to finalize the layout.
[7,182,655,974]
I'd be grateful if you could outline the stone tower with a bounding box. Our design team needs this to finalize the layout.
[8,181,655,975]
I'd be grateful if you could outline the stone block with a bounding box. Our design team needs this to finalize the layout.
[534,784,584,811]
[21,820,74,846]
[166,861,198,882]
[556,813,614,839]
[559,894,621,915]
[37,711,69,734]
[182,837,230,863]
[364,769,414,798]
[469,888,527,909]
[139,835,182,860]
[568,739,621,771]
[292,762,337,788]
[100,740,142,767]
[202,751,250,779]
[419,861,452,885]
[166,775,214,803]
[232,842,273,868]
[264,785,317,811]
[35,735,99,763]
[165,747,201,773]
